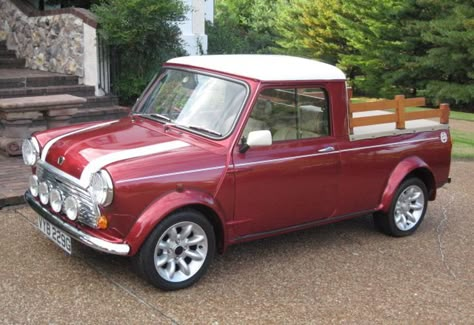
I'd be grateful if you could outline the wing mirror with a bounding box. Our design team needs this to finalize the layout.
[239,130,272,153]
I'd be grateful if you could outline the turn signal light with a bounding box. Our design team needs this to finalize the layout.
[97,215,108,230]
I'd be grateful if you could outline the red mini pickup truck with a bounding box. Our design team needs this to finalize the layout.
[23,55,451,290]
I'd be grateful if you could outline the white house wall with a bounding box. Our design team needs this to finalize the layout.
[83,23,101,96]
[179,0,212,55]
[204,0,214,23]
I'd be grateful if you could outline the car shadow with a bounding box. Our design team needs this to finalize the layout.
[74,213,379,289]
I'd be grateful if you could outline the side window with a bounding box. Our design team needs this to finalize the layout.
[242,87,330,141]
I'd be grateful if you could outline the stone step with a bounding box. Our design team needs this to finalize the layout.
[0,41,6,50]
[0,49,17,58]
[0,75,79,89]
[0,84,95,98]
[0,94,86,111]
[0,78,26,89]
[83,95,119,108]
[0,94,88,156]
[72,105,130,124]
[0,58,26,69]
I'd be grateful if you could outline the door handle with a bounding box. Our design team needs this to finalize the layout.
[318,146,335,153]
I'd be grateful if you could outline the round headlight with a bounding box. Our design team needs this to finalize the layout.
[49,189,63,213]
[89,170,113,206]
[22,138,40,166]
[38,182,50,205]
[64,196,79,221]
[29,175,39,197]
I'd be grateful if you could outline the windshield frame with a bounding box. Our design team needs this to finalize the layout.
[132,67,251,140]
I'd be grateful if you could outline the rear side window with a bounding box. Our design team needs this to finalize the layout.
[242,87,330,141]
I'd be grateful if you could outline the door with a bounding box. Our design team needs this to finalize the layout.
[231,86,342,237]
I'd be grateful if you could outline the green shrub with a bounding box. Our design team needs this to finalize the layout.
[206,20,252,54]
[206,0,277,55]
[93,0,187,104]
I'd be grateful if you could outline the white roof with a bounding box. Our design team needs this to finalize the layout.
[166,55,346,81]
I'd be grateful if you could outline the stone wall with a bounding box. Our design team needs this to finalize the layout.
[0,0,86,77]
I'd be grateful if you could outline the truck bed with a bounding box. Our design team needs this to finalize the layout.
[351,110,448,140]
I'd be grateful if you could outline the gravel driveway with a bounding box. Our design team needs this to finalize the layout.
[1,160,473,324]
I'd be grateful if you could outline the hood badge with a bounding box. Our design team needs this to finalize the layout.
[57,156,65,165]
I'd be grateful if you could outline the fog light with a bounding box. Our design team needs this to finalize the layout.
[49,189,63,213]
[29,175,39,197]
[97,215,108,230]
[64,196,79,221]
[39,182,49,205]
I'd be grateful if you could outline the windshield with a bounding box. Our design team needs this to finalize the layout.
[134,69,247,138]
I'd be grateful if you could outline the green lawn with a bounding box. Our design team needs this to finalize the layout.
[451,129,474,160]
[449,110,474,122]
[401,106,474,122]
[351,97,474,160]
[350,97,378,104]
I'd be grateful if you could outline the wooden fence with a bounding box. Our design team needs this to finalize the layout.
[349,95,450,132]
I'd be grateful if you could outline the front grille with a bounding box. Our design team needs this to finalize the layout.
[36,161,99,228]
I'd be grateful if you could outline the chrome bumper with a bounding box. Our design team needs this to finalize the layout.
[25,191,130,256]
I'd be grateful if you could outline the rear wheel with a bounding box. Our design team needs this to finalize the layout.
[133,209,215,290]
[374,178,428,237]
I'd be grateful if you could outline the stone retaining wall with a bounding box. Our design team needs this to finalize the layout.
[0,0,95,79]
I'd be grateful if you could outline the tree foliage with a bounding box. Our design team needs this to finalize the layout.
[336,0,421,97]
[93,0,186,104]
[417,0,474,107]
[275,0,347,65]
[272,0,474,109]
[207,0,278,54]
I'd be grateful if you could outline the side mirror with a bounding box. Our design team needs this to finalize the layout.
[247,130,272,146]
[239,130,272,153]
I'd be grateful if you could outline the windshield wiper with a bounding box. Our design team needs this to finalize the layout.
[134,113,172,123]
[185,125,222,137]
[149,113,172,122]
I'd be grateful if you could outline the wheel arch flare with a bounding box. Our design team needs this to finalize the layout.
[378,156,435,213]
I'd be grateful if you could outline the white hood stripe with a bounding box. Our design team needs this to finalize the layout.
[79,140,190,187]
[116,166,225,184]
[41,120,118,160]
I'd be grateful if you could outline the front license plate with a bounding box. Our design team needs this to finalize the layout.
[37,216,72,254]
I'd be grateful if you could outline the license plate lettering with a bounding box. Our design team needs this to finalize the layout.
[66,237,72,252]
[46,221,51,236]
[37,216,72,254]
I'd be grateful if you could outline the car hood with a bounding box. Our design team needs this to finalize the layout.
[42,118,223,187]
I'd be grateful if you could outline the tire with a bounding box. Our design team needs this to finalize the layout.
[374,178,428,237]
[133,209,215,291]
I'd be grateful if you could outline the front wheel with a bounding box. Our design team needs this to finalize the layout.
[133,209,215,291]
[374,178,428,237]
